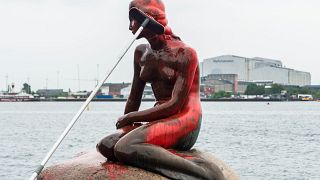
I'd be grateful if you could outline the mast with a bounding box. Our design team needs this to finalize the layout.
[96,64,100,86]
[57,71,60,89]
[77,65,81,91]
[5,74,8,92]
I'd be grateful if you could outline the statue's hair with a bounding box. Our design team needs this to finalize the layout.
[129,0,181,40]
[129,0,167,26]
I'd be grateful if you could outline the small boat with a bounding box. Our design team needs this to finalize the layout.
[0,91,35,102]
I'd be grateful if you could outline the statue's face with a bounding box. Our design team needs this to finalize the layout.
[129,16,151,39]
[129,17,140,35]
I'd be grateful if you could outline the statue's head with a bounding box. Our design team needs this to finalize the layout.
[129,0,168,27]
[129,0,179,40]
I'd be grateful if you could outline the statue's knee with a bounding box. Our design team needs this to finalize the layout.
[114,129,144,163]
[113,140,126,162]
[97,134,121,161]
[114,139,135,163]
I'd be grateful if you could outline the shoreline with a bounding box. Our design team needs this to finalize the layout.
[1,98,316,102]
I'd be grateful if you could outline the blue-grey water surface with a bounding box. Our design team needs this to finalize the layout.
[0,102,320,180]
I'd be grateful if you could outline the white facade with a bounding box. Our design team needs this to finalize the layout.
[200,55,311,86]
[120,84,155,99]
[120,85,131,98]
[100,86,109,95]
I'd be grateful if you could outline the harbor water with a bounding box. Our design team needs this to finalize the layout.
[0,101,320,180]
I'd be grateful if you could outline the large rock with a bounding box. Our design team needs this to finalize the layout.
[39,149,240,180]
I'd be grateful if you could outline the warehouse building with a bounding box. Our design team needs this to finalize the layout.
[201,74,238,94]
[200,55,311,86]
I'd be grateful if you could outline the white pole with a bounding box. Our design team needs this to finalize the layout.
[77,65,80,92]
[28,20,148,180]
[5,74,8,92]
[96,64,100,86]
[57,71,60,89]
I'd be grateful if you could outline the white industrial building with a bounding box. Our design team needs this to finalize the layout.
[120,84,155,99]
[200,55,311,86]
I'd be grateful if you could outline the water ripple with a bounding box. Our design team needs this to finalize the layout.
[0,101,320,180]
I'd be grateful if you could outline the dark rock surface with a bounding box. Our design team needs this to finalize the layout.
[39,149,240,180]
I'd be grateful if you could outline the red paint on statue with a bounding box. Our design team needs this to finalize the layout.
[145,98,201,148]
[167,149,196,160]
[96,0,226,179]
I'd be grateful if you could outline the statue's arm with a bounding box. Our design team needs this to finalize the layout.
[124,45,146,114]
[126,47,198,123]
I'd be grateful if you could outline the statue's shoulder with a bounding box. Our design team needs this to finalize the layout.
[135,44,149,53]
[134,44,150,64]
[172,40,197,56]
[173,42,198,64]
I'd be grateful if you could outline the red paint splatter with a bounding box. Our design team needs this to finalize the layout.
[146,98,201,149]
[102,162,128,180]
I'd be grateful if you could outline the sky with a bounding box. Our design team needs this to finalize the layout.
[0,0,319,92]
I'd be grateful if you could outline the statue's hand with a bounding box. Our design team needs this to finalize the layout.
[116,114,131,129]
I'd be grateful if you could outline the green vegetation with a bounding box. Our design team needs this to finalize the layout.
[315,91,320,99]
[207,83,320,100]
[285,86,319,98]
[58,92,69,97]
[270,84,284,94]
[210,91,232,99]
[245,84,265,95]
[243,83,320,99]
[22,83,32,94]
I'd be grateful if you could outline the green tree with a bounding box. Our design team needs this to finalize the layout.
[270,84,284,94]
[314,91,320,99]
[245,84,265,95]
[245,84,256,95]
[22,83,31,94]
[211,91,232,99]
[298,87,311,94]
[285,86,299,96]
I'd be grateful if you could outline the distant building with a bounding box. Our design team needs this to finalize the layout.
[70,91,89,99]
[306,85,320,90]
[201,74,238,94]
[200,55,311,86]
[36,89,64,98]
[101,83,131,97]
[200,85,215,98]
[143,85,154,99]
[120,84,155,99]
[120,85,131,99]
[237,80,274,94]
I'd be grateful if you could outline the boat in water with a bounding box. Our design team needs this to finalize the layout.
[0,91,35,102]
